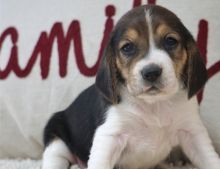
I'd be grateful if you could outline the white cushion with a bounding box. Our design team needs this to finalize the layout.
[0,0,219,158]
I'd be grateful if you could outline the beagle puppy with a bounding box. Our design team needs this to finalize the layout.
[42,5,220,169]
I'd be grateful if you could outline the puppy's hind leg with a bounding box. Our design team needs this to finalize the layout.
[42,138,73,169]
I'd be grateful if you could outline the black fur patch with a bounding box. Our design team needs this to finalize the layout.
[44,85,111,162]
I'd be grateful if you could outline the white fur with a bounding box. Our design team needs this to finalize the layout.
[42,139,72,169]
[88,88,220,169]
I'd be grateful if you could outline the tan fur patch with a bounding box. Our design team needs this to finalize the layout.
[156,23,169,36]
[125,29,139,41]
[155,23,180,43]
[173,49,188,79]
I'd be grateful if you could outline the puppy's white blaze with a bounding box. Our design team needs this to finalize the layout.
[42,139,72,169]
[145,9,154,48]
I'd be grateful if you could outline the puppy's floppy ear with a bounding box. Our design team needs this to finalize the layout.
[186,35,208,99]
[95,34,119,104]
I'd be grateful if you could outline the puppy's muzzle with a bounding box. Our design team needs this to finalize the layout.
[141,64,162,83]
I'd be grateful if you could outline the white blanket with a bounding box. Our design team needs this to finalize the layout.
[0,159,196,169]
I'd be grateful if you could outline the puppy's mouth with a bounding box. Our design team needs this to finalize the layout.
[143,85,161,95]
[127,82,165,97]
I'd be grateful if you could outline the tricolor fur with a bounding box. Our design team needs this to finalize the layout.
[42,5,220,169]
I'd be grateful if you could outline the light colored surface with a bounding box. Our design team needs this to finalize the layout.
[0,159,197,169]
[0,159,41,169]
[0,0,219,160]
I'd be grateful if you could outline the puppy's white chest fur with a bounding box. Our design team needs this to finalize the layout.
[102,91,197,169]
[117,103,175,168]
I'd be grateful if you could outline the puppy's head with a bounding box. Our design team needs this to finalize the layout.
[96,5,207,103]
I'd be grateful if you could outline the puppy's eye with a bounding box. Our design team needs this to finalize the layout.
[164,36,178,50]
[120,42,136,56]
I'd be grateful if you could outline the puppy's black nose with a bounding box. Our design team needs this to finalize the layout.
[141,64,162,82]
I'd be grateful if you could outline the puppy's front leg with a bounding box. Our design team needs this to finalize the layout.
[87,125,127,169]
[178,124,220,169]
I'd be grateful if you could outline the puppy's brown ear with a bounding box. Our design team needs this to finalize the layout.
[186,37,208,99]
[95,36,119,104]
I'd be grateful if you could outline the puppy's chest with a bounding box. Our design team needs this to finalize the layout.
[117,101,178,140]
[111,102,180,167]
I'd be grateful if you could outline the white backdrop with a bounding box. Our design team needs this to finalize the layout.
[0,0,219,159]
